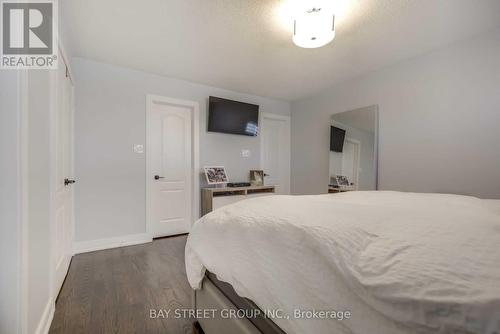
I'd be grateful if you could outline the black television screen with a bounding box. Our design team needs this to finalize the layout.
[330,126,346,152]
[208,97,259,136]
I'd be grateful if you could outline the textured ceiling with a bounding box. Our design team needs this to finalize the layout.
[62,0,500,101]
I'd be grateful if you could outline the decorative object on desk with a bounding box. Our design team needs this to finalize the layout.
[249,170,264,186]
[204,166,228,185]
[336,175,350,187]
[227,182,251,188]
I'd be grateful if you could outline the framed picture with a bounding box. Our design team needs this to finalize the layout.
[336,175,350,187]
[249,170,264,186]
[204,166,229,185]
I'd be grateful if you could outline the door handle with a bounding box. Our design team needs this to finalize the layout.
[154,175,165,180]
[64,178,76,186]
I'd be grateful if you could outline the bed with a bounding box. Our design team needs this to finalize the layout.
[185,191,500,334]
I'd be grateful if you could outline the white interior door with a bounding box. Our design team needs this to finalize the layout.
[260,113,290,194]
[148,101,192,237]
[53,59,74,297]
[341,139,360,189]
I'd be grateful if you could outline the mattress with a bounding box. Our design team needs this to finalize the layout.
[185,191,500,334]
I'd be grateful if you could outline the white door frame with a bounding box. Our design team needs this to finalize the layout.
[260,112,291,194]
[145,95,200,237]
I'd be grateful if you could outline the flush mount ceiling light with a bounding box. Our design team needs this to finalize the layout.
[293,7,335,48]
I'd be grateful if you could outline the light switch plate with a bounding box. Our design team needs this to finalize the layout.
[133,144,144,154]
[241,149,251,158]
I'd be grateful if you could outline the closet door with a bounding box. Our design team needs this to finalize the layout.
[53,58,74,297]
[260,113,291,194]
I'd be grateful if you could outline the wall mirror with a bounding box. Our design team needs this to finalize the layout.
[329,106,378,193]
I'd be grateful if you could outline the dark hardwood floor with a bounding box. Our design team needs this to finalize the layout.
[49,235,194,334]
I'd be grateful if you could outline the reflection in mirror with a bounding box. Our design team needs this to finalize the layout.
[329,106,378,193]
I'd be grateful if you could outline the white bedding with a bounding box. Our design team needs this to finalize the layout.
[185,191,500,334]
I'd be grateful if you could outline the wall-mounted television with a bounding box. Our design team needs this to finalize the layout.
[208,96,259,136]
[330,126,346,152]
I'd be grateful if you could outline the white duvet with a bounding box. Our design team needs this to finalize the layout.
[185,191,500,334]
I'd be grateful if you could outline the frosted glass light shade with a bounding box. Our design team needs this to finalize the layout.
[293,8,335,48]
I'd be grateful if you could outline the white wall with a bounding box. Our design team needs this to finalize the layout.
[73,58,291,243]
[0,71,23,334]
[27,70,53,334]
[329,121,375,190]
[291,28,500,199]
[0,70,53,334]
[0,64,62,334]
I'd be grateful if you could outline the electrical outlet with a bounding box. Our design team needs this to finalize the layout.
[133,144,144,154]
[241,149,251,158]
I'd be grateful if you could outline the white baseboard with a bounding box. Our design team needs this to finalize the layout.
[73,233,152,254]
[34,298,55,334]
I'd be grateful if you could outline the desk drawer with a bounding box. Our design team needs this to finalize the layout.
[213,195,246,210]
